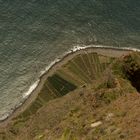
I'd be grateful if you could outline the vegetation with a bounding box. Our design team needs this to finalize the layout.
[0,51,139,140]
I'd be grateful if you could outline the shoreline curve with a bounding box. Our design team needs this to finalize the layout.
[0,44,139,127]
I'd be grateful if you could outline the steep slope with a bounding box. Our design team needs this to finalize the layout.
[0,51,139,140]
[10,51,115,124]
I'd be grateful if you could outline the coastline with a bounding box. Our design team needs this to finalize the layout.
[0,45,139,127]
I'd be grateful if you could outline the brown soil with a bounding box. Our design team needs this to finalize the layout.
[0,48,139,140]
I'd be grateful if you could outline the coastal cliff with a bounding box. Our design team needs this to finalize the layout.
[0,49,139,140]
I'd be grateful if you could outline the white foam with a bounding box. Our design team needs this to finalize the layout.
[0,113,9,121]
[39,58,61,76]
[22,80,40,98]
[72,44,140,52]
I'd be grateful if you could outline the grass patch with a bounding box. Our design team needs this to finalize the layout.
[48,74,77,96]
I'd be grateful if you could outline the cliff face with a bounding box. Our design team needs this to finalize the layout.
[0,51,139,140]
[122,52,140,92]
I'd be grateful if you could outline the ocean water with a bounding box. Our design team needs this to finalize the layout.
[0,0,140,120]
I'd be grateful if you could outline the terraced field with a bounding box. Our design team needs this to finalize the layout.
[14,52,115,123]
[1,51,139,140]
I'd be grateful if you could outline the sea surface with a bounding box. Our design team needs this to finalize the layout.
[0,0,140,120]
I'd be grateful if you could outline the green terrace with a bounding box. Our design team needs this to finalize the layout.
[13,52,115,125]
